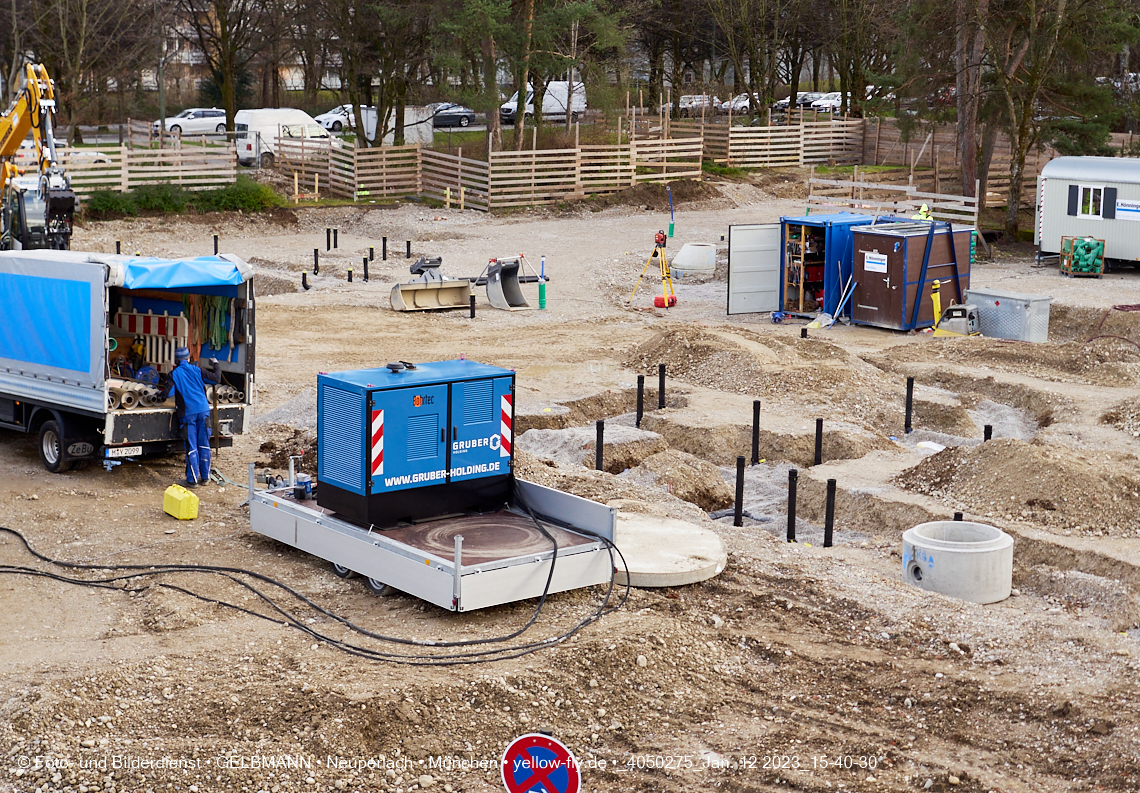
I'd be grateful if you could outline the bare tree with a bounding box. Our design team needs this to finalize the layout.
[175,0,269,130]
[955,0,989,196]
[31,0,153,141]
[986,0,1069,234]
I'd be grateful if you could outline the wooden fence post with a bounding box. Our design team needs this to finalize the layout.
[933,143,940,194]
[120,147,130,192]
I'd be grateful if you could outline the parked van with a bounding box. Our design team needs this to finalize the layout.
[234,108,330,168]
[499,81,586,125]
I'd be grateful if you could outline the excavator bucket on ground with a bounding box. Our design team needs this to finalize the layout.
[390,256,473,311]
[486,256,531,311]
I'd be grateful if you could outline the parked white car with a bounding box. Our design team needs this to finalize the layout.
[724,94,754,113]
[811,92,845,111]
[677,94,721,116]
[315,104,369,132]
[152,108,227,137]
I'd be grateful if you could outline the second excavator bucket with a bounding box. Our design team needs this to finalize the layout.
[390,255,473,311]
[486,257,531,311]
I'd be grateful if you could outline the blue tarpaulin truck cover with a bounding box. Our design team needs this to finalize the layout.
[0,251,252,415]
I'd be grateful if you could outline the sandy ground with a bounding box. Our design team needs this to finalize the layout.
[3,178,1140,793]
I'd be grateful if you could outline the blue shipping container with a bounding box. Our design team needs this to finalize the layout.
[780,212,881,317]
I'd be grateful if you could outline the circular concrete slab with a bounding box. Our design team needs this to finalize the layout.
[613,513,727,587]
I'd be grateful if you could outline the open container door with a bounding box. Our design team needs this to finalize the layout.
[727,223,781,315]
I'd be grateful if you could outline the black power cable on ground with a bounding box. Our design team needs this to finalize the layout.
[0,518,630,666]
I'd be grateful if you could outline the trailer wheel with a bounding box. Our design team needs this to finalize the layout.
[364,577,389,595]
[38,420,72,473]
[331,562,353,579]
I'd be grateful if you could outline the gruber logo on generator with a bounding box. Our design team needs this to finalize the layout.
[453,434,501,454]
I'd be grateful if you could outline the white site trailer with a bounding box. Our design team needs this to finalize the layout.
[1036,155,1140,264]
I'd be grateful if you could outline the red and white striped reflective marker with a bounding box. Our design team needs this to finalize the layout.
[371,409,384,474]
[500,394,513,457]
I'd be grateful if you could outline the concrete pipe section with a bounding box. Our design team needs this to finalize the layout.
[902,520,1013,604]
[671,243,717,276]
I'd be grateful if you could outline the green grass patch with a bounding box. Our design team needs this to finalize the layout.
[702,161,749,178]
[84,190,138,217]
[83,175,286,219]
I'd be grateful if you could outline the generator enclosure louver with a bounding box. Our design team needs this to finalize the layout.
[317,360,515,526]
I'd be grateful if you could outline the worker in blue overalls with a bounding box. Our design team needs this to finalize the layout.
[168,347,222,487]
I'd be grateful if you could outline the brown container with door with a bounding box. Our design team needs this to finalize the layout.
[850,222,974,331]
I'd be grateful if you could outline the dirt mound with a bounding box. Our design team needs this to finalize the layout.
[517,425,668,474]
[622,449,734,511]
[1018,565,1140,631]
[623,326,897,435]
[909,372,1063,428]
[514,450,710,524]
[255,425,317,473]
[624,326,772,396]
[896,438,1140,537]
[253,269,299,295]
[585,179,721,212]
[1101,396,1140,437]
[869,335,1140,386]
[1049,303,1140,344]
[913,398,978,436]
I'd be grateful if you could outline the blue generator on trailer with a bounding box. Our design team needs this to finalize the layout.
[317,359,515,527]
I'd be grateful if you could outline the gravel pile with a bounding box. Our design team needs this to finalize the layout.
[896,438,1140,537]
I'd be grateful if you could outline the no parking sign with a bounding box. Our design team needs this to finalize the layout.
[500,733,581,793]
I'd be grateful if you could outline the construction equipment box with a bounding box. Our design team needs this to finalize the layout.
[317,360,514,526]
[850,222,974,331]
[0,250,255,472]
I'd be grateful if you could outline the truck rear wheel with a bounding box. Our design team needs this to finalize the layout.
[38,420,72,473]
[260,152,275,169]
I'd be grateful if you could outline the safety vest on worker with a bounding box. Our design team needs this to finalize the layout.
[912,203,932,220]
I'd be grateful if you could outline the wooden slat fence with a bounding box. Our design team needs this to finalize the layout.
[352,144,420,201]
[631,137,703,182]
[421,149,489,210]
[862,117,1053,208]
[807,175,980,228]
[59,145,237,195]
[670,121,729,161]
[274,136,330,186]
[488,148,582,208]
[328,140,357,198]
[579,144,634,194]
[669,119,862,167]
[72,134,701,209]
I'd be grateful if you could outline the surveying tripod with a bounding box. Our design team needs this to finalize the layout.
[627,229,677,307]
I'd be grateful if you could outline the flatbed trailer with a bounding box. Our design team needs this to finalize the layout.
[248,476,616,612]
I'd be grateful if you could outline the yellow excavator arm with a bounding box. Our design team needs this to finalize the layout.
[0,63,75,250]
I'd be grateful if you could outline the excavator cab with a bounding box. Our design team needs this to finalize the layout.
[0,64,76,251]
[0,174,73,250]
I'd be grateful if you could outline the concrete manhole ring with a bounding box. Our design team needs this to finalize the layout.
[613,513,727,587]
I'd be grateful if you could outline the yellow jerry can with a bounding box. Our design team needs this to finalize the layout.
[163,484,199,520]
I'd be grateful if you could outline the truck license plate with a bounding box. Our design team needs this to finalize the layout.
[106,445,142,458]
